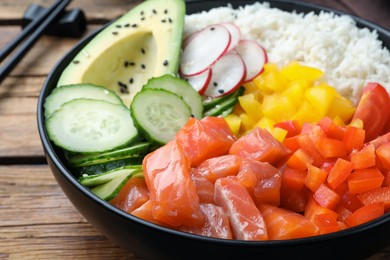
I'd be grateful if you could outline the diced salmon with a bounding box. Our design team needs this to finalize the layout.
[196,154,243,183]
[110,177,149,213]
[237,159,282,206]
[143,140,204,227]
[229,128,290,165]
[214,177,268,240]
[191,168,215,204]
[180,203,233,239]
[131,200,169,227]
[176,117,237,167]
[259,204,319,240]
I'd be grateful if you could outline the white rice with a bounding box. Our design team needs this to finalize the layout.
[184,2,390,104]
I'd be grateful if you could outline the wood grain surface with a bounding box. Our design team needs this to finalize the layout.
[0,0,389,259]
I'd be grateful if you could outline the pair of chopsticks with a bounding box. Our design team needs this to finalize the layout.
[0,0,71,84]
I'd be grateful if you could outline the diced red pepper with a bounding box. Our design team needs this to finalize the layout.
[305,164,328,192]
[343,126,365,153]
[313,184,341,210]
[350,144,376,170]
[345,202,385,227]
[347,168,384,194]
[327,158,354,190]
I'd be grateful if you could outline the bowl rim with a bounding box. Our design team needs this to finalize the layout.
[37,0,390,246]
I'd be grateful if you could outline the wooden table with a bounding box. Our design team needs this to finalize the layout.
[0,0,389,259]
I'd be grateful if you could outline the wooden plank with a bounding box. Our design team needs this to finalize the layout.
[0,0,142,24]
[0,114,44,158]
[0,165,139,259]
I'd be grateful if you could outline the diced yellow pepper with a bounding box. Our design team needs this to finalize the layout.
[263,70,289,92]
[243,82,263,100]
[239,113,256,132]
[254,117,276,132]
[238,94,262,121]
[327,95,355,123]
[271,127,288,143]
[349,118,364,129]
[281,82,306,110]
[304,84,337,117]
[293,101,322,125]
[224,114,242,136]
[333,116,345,126]
[262,94,296,122]
[280,61,324,82]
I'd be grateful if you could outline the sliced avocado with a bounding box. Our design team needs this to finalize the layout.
[57,0,185,106]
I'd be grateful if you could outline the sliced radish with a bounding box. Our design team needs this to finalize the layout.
[235,40,268,83]
[180,24,231,77]
[221,22,241,52]
[183,68,212,95]
[182,30,200,48]
[204,53,246,98]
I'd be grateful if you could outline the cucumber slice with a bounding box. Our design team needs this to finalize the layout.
[79,165,142,187]
[143,74,203,119]
[46,99,139,153]
[44,83,123,119]
[73,157,144,177]
[202,87,241,110]
[68,142,151,167]
[79,166,143,201]
[130,88,192,146]
[203,87,244,117]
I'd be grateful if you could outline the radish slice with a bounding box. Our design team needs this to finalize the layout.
[182,31,200,48]
[180,24,231,77]
[183,68,212,95]
[204,54,246,98]
[235,40,268,83]
[221,22,241,52]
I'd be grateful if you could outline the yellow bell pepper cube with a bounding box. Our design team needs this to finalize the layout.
[293,100,322,125]
[224,114,242,136]
[238,94,262,121]
[327,95,355,123]
[262,94,296,122]
[280,61,324,82]
[271,127,288,143]
[304,84,337,117]
[239,113,256,133]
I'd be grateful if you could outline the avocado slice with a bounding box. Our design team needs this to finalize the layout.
[57,0,185,106]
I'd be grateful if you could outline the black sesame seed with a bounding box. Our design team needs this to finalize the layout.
[112,31,118,35]
[163,60,169,66]
[140,11,144,15]
[129,62,136,66]
[218,89,225,94]
[124,61,129,67]
[118,81,129,94]
[124,23,130,27]
[152,9,157,14]
[161,19,166,23]
[168,18,173,23]
[141,48,145,54]
[141,17,145,21]
[132,24,138,28]
[213,82,218,87]
[141,64,146,69]
[72,60,80,64]
[164,9,168,14]
[129,78,134,84]
[210,27,215,31]
[190,114,194,118]
[115,24,122,28]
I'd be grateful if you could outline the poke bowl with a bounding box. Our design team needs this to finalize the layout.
[37,0,390,259]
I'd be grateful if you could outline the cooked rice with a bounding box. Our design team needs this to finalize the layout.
[184,2,390,104]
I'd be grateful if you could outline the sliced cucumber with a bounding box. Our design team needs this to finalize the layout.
[143,74,203,119]
[202,86,243,110]
[79,165,142,187]
[73,157,144,177]
[79,166,143,201]
[44,83,123,119]
[130,88,192,146]
[68,142,151,167]
[46,99,139,153]
[203,87,244,117]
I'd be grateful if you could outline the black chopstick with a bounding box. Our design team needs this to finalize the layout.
[0,0,71,84]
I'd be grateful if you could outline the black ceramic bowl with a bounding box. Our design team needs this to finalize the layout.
[37,1,390,259]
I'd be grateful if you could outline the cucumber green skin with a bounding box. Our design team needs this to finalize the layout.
[44,83,123,119]
[73,157,144,177]
[68,142,150,167]
[130,88,192,147]
[143,74,203,119]
[79,165,142,187]
[203,87,245,117]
